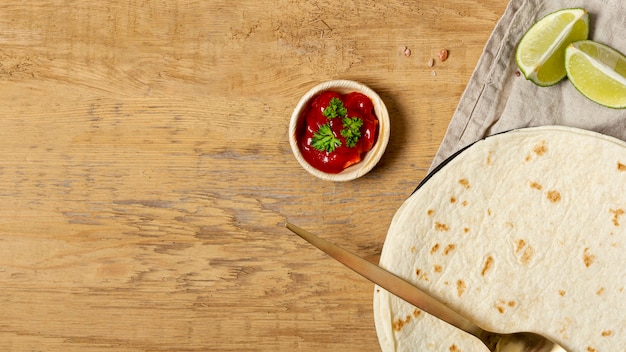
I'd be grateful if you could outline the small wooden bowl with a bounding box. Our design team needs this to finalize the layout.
[289,80,390,181]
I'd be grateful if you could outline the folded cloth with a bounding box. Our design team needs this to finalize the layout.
[431,0,626,171]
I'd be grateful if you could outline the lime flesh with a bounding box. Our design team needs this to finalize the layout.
[516,8,589,86]
[566,40,626,109]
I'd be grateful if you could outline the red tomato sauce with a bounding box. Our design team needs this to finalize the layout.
[297,91,379,174]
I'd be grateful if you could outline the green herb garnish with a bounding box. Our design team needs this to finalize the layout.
[322,98,348,119]
[340,117,363,147]
[312,124,342,153]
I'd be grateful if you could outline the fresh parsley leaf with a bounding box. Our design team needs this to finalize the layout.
[312,124,342,153]
[340,117,363,147]
[322,98,348,119]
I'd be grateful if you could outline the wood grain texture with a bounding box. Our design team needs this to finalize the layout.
[0,1,507,350]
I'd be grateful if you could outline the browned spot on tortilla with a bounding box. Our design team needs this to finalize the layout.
[602,330,613,337]
[584,247,596,267]
[410,246,416,253]
[486,151,494,165]
[487,208,493,216]
[463,227,470,234]
[525,154,532,162]
[529,181,543,190]
[413,308,422,317]
[533,141,547,156]
[461,200,468,207]
[481,256,494,276]
[587,347,597,352]
[427,209,434,216]
[559,290,566,297]
[596,287,605,296]
[494,299,512,314]
[450,196,457,203]
[610,208,624,226]
[449,344,461,352]
[433,264,442,273]
[619,162,626,171]
[443,244,456,255]
[430,243,440,254]
[415,269,429,282]
[520,246,534,265]
[515,239,526,253]
[392,315,412,332]
[456,279,466,297]
[458,178,470,189]
[435,222,449,231]
[546,190,561,203]
[515,239,534,264]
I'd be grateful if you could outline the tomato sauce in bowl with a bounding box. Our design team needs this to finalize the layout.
[297,91,379,174]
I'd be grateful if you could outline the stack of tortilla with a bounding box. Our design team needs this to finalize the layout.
[374,126,626,351]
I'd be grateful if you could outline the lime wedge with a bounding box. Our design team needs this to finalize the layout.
[516,8,589,86]
[566,40,626,109]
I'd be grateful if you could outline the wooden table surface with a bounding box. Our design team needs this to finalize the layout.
[0,1,508,351]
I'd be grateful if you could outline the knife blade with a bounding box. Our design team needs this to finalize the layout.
[285,222,482,337]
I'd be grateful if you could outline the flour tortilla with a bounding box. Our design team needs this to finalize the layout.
[374,126,626,351]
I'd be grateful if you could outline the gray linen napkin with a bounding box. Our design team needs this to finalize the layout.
[431,0,626,171]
